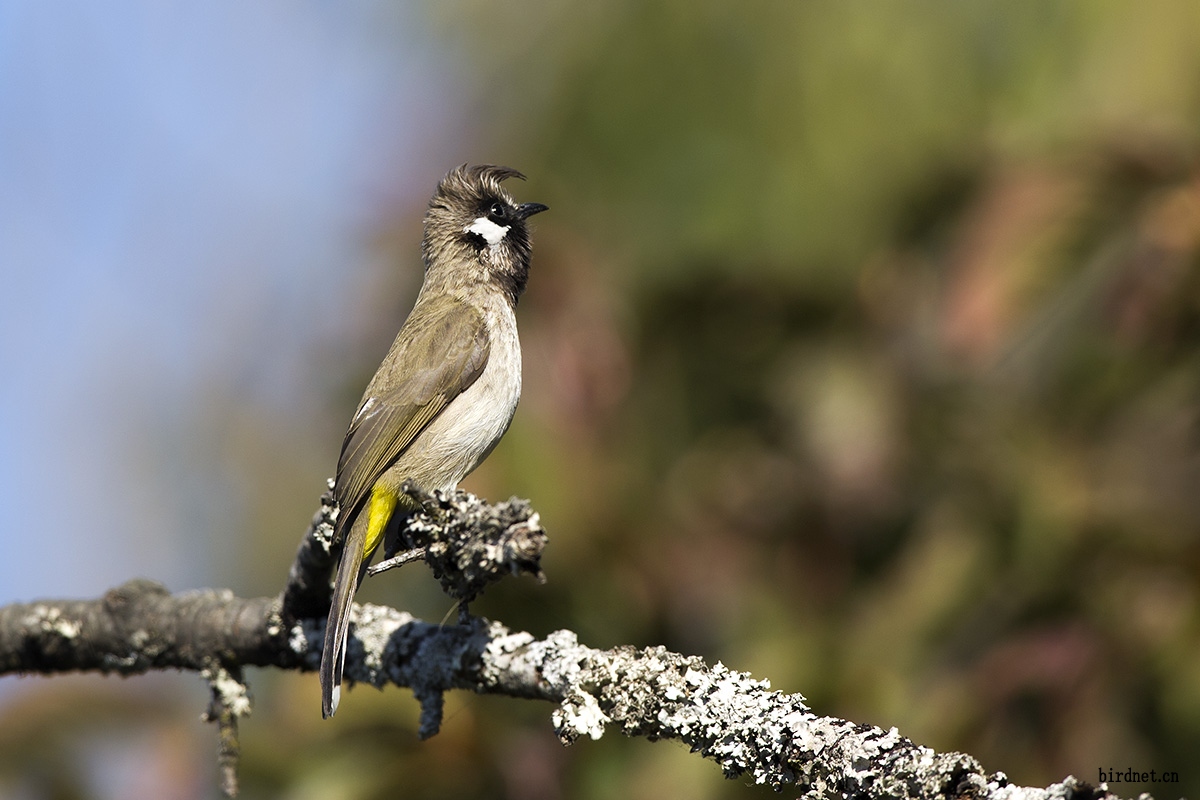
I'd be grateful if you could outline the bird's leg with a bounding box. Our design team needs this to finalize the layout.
[400,479,437,510]
[370,507,423,576]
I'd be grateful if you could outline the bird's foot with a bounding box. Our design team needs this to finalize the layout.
[400,479,438,510]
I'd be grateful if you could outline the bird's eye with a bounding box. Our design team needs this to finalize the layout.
[488,202,507,221]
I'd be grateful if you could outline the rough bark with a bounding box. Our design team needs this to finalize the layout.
[0,490,1132,800]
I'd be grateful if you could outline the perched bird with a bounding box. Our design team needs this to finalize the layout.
[320,164,548,717]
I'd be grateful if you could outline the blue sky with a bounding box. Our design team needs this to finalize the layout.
[0,3,461,604]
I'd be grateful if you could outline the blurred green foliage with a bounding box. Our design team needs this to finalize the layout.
[437,2,1200,797]
[6,2,1200,798]
[418,3,1200,798]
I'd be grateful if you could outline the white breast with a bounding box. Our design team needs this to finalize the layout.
[392,296,521,490]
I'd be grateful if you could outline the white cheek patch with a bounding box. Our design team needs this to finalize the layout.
[466,216,510,246]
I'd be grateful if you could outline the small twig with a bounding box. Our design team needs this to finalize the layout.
[201,664,252,797]
[367,547,427,576]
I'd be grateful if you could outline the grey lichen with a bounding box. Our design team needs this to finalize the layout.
[202,664,252,720]
[464,628,1037,799]
[554,689,611,741]
[23,605,82,639]
[391,487,548,603]
[352,603,414,683]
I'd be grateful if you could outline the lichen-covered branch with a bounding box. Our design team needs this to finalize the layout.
[384,482,548,604]
[0,579,289,675]
[278,480,339,620]
[0,492,1129,800]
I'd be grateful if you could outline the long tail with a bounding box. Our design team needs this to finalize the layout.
[320,513,369,718]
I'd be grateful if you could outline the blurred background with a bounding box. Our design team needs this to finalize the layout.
[2,2,1200,798]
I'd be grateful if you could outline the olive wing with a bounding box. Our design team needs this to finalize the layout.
[333,298,490,531]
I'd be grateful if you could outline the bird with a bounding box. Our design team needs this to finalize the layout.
[320,164,548,718]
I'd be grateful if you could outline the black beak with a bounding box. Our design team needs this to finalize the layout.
[516,202,549,219]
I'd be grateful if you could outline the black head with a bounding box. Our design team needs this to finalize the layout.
[422,164,548,303]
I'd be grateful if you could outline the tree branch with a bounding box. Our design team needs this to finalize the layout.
[0,492,1130,800]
